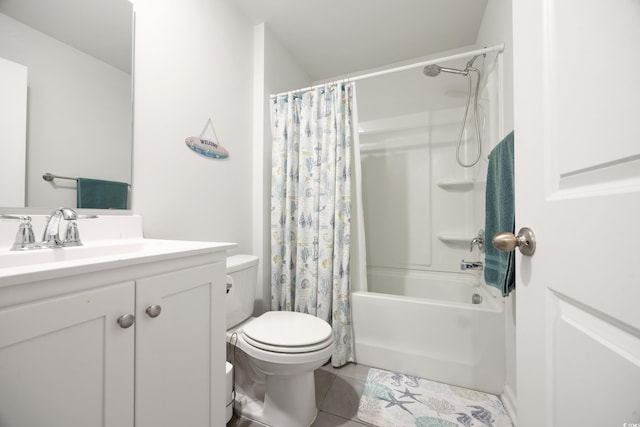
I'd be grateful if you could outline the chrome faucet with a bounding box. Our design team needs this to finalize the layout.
[461,230,485,271]
[41,207,81,248]
[470,229,484,253]
[460,260,483,271]
[3,208,96,251]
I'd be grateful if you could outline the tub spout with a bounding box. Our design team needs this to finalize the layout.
[460,260,483,271]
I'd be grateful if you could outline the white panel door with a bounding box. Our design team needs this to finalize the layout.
[513,1,640,426]
[0,282,135,427]
[135,262,226,427]
[0,57,27,207]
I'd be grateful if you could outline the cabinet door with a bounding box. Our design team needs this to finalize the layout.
[0,282,135,427]
[135,262,225,427]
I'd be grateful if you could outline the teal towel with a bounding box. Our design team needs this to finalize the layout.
[484,131,515,297]
[77,178,129,209]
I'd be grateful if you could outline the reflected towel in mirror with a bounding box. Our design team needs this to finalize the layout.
[77,178,129,209]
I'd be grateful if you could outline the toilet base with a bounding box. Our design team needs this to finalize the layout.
[234,370,318,427]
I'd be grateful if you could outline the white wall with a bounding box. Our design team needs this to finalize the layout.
[0,13,132,209]
[475,0,517,419]
[253,24,311,313]
[132,0,254,252]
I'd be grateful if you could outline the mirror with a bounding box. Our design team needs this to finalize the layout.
[0,0,133,210]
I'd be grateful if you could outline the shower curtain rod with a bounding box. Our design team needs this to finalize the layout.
[270,43,505,98]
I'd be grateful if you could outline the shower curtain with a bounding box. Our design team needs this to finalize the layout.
[270,82,364,367]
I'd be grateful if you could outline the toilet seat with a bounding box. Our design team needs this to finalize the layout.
[242,333,333,353]
[241,311,332,354]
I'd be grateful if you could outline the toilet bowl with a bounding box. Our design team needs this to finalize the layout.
[226,255,334,427]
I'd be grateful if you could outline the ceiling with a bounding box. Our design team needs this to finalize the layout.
[234,0,489,82]
[0,0,488,81]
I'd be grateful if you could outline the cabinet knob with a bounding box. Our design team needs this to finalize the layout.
[117,313,135,329]
[145,305,162,318]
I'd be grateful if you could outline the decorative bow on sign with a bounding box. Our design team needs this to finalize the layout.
[185,118,229,159]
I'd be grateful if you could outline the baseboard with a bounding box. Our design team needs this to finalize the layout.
[500,384,517,426]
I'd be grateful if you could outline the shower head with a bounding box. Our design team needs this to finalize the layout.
[423,64,468,77]
[424,53,485,78]
[423,64,441,77]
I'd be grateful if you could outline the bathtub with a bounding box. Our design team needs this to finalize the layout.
[352,269,505,395]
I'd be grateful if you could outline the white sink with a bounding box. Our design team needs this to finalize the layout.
[0,239,229,268]
[1,240,147,268]
[0,238,235,286]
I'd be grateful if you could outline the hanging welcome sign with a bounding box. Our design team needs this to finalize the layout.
[185,118,229,159]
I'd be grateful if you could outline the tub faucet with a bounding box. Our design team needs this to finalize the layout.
[470,229,484,253]
[41,207,81,248]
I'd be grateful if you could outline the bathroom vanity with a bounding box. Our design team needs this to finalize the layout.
[0,215,234,427]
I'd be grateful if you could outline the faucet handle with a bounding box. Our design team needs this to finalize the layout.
[469,229,485,253]
[1,215,37,251]
[63,214,97,246]
[64,221,82,247]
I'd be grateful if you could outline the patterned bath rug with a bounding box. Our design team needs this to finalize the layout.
[357,368,513,427]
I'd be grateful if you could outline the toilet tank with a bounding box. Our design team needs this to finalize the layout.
[226,254,259,329]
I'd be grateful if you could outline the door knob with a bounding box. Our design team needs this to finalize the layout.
[145,305,162,318]
[117,313,135,328]
[492,227,536,256]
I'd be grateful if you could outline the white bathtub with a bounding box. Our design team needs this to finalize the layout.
[352,269,505,395]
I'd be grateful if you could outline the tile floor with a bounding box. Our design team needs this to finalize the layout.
[227,362,376,427]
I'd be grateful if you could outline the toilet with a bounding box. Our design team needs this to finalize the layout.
[225,254,334,427]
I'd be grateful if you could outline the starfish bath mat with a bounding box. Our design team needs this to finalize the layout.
[357,368,513,427]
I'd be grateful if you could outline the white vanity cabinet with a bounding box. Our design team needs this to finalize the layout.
[0,281,136,427]
[135,262,225,427]
[0,240,230,427]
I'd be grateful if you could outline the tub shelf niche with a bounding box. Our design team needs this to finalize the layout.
[436,178,477,191]
[437,233,475,246]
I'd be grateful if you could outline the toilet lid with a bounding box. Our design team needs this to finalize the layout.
[241,311,332,353]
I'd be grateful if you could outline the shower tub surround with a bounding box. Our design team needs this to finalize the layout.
[353,50,505,398]
[352,270,505,395]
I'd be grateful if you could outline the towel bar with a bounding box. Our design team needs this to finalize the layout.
[43,172,76,182]
[43,173,130,187]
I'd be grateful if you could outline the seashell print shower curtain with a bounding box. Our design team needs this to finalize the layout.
[270,82,363,367]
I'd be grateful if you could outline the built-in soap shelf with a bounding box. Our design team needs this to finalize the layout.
[437,233,474,245]
[436,178,476,191]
